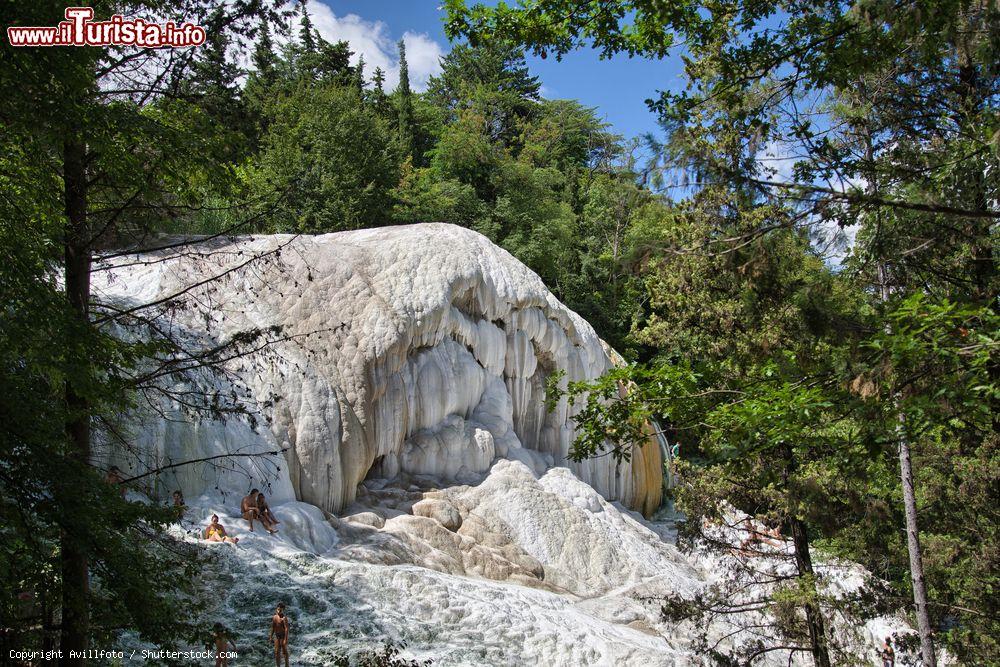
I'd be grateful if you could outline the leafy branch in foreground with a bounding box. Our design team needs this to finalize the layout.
[447,1,998,663]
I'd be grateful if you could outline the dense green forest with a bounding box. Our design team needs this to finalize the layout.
[1,0,996,665]
[160,13,652,353]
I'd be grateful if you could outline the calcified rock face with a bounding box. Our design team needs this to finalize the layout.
[96,224,662,515]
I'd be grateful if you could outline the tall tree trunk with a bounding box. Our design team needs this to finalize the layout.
[788,517,832,667]
[856,66,938,664]
[879,265,937,667]
[60,135,91,667]
[781,451,832,667]
[896,413,937,667]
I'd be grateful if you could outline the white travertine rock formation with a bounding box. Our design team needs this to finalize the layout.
[98,224,924,666]
[95,224,662,515]
[341,459,698,598]
[149,460,918,666]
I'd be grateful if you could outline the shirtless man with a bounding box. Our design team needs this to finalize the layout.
[269,602,290,667]
[241,489,261,532]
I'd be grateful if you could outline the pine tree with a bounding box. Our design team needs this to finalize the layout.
[373,67,386,94]
[396,39,415,158]
[187,8,247,158]
[191,9,241,107]
[1,2,277,662]
[299,0,316,54]
[370,66,390,117]
[245,16,282,144]
[252,17,277,86]
[354,55,366,97]
[446,2,1000,663]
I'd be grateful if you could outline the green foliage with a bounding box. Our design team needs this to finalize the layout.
[9,0,993,661]
[521,99,619,170]
[185,7,249,159]
[443,0,682,60]
[447,1,998,661]
[0,111,210,652]
[1,0,283,655]
[298,0,317,53]
[332,642,433,667]
[426,42,540,147]
[847,295,1000,660]
[392,164,485,228]
[247,84,401,232]
[396,39,416,158]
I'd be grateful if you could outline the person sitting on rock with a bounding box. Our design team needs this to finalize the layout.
[204,514,238,544]
[172,490,185,508]
[256,492,280,532]
[241,489,261,532]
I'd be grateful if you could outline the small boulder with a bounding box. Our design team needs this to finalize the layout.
[412,498,462,531]
[344,511,385,529]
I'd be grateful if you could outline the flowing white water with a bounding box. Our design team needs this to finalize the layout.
[116,459,919,666]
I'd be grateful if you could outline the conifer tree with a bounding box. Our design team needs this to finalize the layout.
[370,66,391,117]
[252,16,278,86]
[189,9,242,118]
[1,2,282,663]
[355,55,366,97]
[299,0,316,53]
[446,2,1000,664]
[373,66,386,96]
[396,39,415,158]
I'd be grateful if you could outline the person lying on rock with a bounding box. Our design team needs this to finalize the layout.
[269,602,290,667]
[256,492,280,532]
[204,514,239,544]
[241,489,262,532]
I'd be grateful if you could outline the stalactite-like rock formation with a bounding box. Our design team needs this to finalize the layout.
[96,224,662,515]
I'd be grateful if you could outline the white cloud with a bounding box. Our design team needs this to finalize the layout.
[758,140,798,183]
[756,140,862,267]
[308,2,443,91]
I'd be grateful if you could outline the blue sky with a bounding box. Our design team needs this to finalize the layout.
[309,1,684,141]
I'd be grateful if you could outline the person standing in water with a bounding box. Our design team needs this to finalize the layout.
[212,623,236,667]
[269,602,290,667]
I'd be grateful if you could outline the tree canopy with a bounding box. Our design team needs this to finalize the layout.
[1,1,996,664]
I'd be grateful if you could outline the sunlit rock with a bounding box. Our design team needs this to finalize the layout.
[94,223,662,515]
